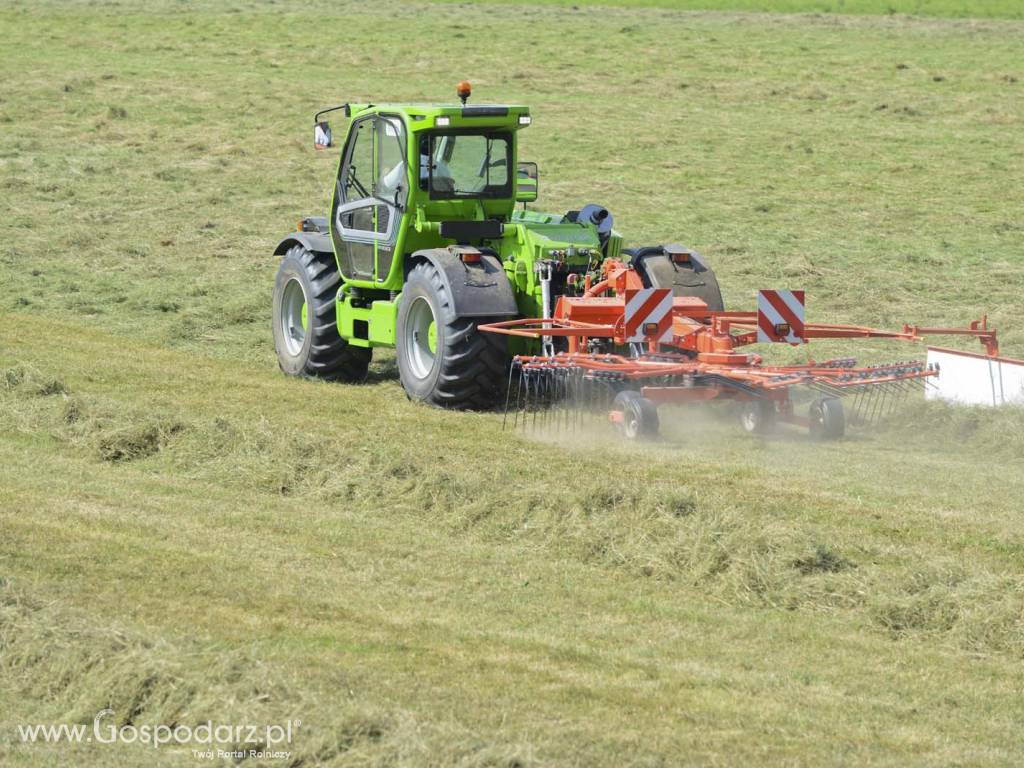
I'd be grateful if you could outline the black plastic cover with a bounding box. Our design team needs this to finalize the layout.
[439,219,504,242]
[461,106,510,117]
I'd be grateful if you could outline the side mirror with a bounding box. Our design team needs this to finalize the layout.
[515,161,538,203]
[314,121,332,150]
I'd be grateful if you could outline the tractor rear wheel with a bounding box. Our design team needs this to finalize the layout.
[396,261,507,409]
[613,390,660,440]
[272,245,371,381]
[628,245,725,312]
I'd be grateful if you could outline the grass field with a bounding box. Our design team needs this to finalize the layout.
[2,0,1023,766]
[462,0,1024,19]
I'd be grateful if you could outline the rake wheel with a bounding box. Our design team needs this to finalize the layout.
[809,397,845,441]
[739,399,777,435]
[613,390,660,440]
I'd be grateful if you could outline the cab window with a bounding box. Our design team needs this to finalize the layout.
[423,132,511,199]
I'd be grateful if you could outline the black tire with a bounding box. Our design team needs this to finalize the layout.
[739,399,776,435]
[809,397,845,440]
[612,390,660,440]
[272,245,370,381]
[396,261,507,409]
[627,245,725,312]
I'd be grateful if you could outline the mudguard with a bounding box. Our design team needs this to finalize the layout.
[273,230,333,256]
[628,244,725,312]
[410,248,518,318]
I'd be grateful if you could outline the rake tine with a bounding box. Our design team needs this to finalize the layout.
[549,369,556,430]
[567,369,575,432]
[864,386,876,425]
[553,369,561,429]
[537,369,546,431]
[577,370,586,430]
[549,369,557,430]
[578,370,586,430]
[875,383,887,420]
[512,366,520,431]
[519,369,528,431]
[882,383,896,417]
[553,369,560,431]
[527,370,537,431]
[523,367,530,430]
[519,366,529,430]
[895,381,908,412]
[891,382,903,415]
[860,391,876,428]
[895,380,908,411]
[819,382,844,398]
[851,385,865,423]
[869,386,884,425]
[556,369,563,431]
[565,370,573,434]
[573,370,579,432]
[502,363,515,430]
[568,369,575,432]
[560,369,567,430]
[863,388,875,425]
[534,369,544,430]
[537,368,548,431]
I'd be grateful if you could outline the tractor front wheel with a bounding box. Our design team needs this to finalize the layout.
[396,261,506,409]
[272,245,370,381]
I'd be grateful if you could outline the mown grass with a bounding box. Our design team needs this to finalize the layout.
[1,0,1023,765]
[460,0,1024,19]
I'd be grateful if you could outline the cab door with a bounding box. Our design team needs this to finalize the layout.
[331,115,407,284]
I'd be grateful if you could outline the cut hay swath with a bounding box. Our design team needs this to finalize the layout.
[481,259,1019,441]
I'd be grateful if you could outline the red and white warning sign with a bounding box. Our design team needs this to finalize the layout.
[757,289,805,344]
[624,288,674,343]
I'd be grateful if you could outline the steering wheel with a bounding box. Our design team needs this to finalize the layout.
[477,156,507,178]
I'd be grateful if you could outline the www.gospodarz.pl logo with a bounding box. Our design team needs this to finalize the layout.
[18,709,300,760]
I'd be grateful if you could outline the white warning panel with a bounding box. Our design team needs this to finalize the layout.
[624,289,674,343]
[757,290,805,344]
[926,347,1024,407]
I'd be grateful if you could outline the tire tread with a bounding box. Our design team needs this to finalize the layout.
[400,261,507,409]
[276,245,370,382]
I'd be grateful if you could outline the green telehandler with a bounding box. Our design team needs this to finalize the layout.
[272,82,723,408]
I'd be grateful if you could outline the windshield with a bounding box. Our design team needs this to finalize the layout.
[424,132,512,199]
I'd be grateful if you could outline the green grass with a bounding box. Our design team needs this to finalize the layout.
[2,0,1024,766]
[457,0,1024,19]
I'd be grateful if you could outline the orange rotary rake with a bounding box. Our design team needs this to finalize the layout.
[479,260,1005,440]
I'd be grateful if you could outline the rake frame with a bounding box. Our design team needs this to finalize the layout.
[480,260,1003,438]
